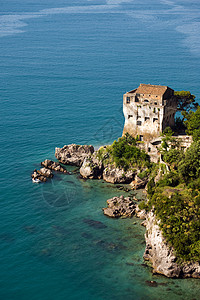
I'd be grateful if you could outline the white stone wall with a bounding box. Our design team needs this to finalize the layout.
[123,93,165,141]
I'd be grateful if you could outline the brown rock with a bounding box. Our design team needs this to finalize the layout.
[55,144,94,166]
[103,164,135,184]
[41,159,67,173]
[103,195,136,218]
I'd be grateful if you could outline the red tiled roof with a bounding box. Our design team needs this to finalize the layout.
[136,84,168,95]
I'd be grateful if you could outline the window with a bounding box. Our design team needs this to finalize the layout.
[137,121,142,126]
[144,99,149,103]
[135,97,139,102]
[153,118,158,122]
[126,97,130,104]
[145,117,150,121]
[128,115,133,119]
[139,135,143,141]
[154,102,157,105]
[148,147,151,152]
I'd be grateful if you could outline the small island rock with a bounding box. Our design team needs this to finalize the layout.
[103,195,136,218]
[31,168,53,182]
[41,159,67,173]
[55,144,94,167]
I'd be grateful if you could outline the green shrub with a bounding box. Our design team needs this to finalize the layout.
[147,188,200,261]
[138,169,150,179]
[138,201,149,211]
[108,133,150,170]
[156,171,180,187]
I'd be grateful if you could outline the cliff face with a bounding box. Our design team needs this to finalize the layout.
[144,211,200,278]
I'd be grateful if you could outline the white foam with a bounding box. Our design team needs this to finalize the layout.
[0,4,122,38]
[106,0,133,5]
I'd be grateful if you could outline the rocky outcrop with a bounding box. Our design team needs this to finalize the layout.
[55,144,94,167]
[80,151,103,179]
[41,159,68,173]
[144,211,200,278]
[130,175,148,190]
[103,165,135,184]
[32,168,53,182]
[103,195,136,218]
[135,204,147,220]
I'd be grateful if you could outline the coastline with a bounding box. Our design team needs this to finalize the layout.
[34,139,200,279]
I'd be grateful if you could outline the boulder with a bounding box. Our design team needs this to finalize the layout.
[41,159,67,173]
[80,151,103,179]
[103,195,136,218]
[55,144,94,167]
[103,164,135,184]
[31,168,52,182]
[39,167,53,178]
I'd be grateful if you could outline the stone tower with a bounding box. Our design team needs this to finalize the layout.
[123,84,177,141]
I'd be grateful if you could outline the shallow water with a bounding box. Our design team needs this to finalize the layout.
[1,0,200,299]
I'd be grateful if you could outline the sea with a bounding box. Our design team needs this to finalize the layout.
[1,0,200,299]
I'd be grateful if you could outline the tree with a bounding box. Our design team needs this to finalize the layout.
[183,105,200,141]
[174,91,198,112]
[178,140,200,182]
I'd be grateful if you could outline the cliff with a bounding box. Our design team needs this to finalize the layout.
[144,211,200,278]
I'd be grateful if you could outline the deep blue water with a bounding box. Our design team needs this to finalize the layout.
[1,0,200,299]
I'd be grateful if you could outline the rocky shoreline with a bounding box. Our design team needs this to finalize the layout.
[55,144,138,184]
[144,212,200,278]
[103,195,200,278]
[32,159,68,182]
[32,143,200,279]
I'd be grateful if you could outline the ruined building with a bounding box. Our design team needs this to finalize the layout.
[123,83,177,142]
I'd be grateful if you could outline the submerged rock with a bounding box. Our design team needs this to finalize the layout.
[80,151,103,179]
[145,280,158,287]
[103,195,136,218]
[81,232,93,239]
[41,159,68,173]
[55,144,94,167]
[83,219,107,229]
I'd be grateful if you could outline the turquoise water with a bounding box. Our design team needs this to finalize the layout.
[1,0,200,299]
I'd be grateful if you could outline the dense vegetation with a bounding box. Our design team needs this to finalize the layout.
[99,92,200,262]
[142,128,200,261]
[97,133,151,171]
[174,90,197,112]
[183,105,200,141]
[139,101,200,262]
